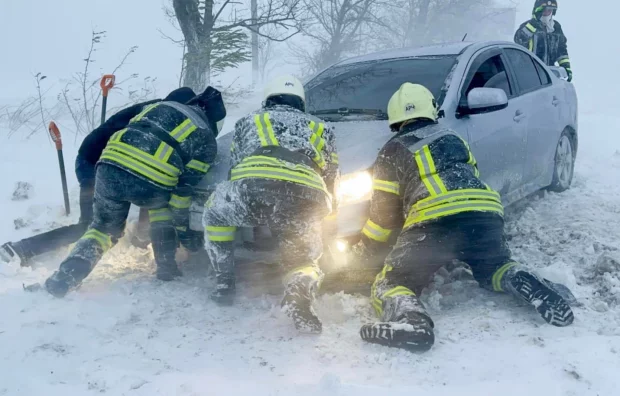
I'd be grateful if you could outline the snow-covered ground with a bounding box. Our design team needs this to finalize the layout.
[1,106,619,395]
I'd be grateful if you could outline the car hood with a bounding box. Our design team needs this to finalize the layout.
[195,120,393,197]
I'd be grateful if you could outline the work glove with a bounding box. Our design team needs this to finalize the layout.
[565,67,573,82]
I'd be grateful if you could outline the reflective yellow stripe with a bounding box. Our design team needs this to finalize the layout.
[263,113,278,146]
[405,200,504,229]
[526,23,536,33]
[309,121,327,169]
[414,146,447,196]
[372,179,400,195]
[131,103,159,123]
[100,151,178,187]
[171,119,197,142]
[362,219,392,243]
[239,156,316,175]
[110,128,127,143]
[558,58,570,65]
[382,286,416,299]
[414,189,501,211]
[149,208,173,223]
[231,166,326,191]
[330,153,339,164]
[371,264,394,317]
[529,39,534,52]
[460,138,480,178]
[169,194,191,209]
[206,226,237,242]
[492,262,518,292]
[285,265,321,283]
[106,141,180,177]
[82,229,112,252]
[254,114,268,146]
[176,226,187,232]
[186,159,210,173]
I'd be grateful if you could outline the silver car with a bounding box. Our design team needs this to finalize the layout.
[190,40,578,288]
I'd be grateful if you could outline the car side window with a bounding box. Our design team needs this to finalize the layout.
[505,49,544,93]
[465,55,512,98]
[533,60,551,85]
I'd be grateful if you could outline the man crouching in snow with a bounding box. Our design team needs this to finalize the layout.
[203,75,339,333]
[43,87,226,297]
[349,83,575,353]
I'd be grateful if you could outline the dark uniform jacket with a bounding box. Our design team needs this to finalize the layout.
[359,120,504,252]
[99,101,218,194]
[230,104,340,211]
[514,18,572,77]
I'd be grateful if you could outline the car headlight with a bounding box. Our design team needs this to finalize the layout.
[337,171,372,204]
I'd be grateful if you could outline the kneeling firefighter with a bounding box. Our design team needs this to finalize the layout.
[44,87,226,297]
[203,75,339,333]
[351,83,575,352]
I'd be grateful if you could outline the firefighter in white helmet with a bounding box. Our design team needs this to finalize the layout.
[203,74,340,333]
[350,82,574,352]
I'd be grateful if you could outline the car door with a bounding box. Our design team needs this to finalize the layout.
[503,47,560,188]
[458,48,528,198]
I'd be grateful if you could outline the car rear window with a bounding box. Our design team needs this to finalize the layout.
[305,56,457,114]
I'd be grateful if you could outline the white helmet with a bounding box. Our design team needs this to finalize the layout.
[263,74,306,104]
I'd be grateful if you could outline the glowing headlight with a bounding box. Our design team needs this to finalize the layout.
[336,240,348,252]
[337,171,372,204]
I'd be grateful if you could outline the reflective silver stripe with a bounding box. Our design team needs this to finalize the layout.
[206,230,236,237]
[415,190,501,210]
[157,144,174,161]
[373,180,400,194]
[171,120,196,141]
[230,169,325,190]
[186,159,210,173]
[522,26,535,38]
[169,195,191,209]
[423,202,504,218]
[159,101,208,129]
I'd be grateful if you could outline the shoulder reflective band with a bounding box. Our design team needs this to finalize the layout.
[110,128,128,143]
[131,103,160,123]
[362,219,392,243]
[160,101,209,129]
[230,166,326,191]
[254,113,278,147]
[169,194,192,209]
[82,228,112,252]
[413,189,501,211]
[100,150,179,187]
[309,121,327,168]
[526,23,537,33]
[491,262,518,292]
[405,199,504,229]
[149,208,173,223]
[186,159,210,173]
[330,153,339,164]
[106,141,180,177]
[372,179,400,195]
[154,118,198,163]
[206,226,237,242]
[414,145,448,196]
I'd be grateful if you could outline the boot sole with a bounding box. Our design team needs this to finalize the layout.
[360,322,434,353]
[513,272,575,327]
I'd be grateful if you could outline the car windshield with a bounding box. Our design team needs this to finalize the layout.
[305,56,457,121]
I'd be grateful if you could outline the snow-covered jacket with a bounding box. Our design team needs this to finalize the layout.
[514,18,571,74]
[229,105,340,211]
[359,120,503,250]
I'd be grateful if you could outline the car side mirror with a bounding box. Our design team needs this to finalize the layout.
[462,88,509,115]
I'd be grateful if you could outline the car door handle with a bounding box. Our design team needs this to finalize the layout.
[552,96,560,107]
[513,110,526,123]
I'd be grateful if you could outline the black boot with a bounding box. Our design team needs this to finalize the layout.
[281,274,322,333]
[360,311,435,352]
[156,260,182,281]
[44,257,91,298]
[503,269,574,327]
[210,272,236,306]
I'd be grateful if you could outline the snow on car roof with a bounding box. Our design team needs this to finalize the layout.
[333,41,514,66]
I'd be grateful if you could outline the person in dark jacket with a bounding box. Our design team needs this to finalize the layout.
[351,83,575,353]
[0,88,197,266]
[515,0,572,81]
[203,75,339,333]
[43,86,226,297]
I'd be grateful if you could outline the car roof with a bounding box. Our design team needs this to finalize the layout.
[332,41,516,66]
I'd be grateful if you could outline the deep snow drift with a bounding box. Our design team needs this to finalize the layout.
[0,108,619,395]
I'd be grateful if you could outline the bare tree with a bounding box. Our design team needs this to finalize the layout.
[169,0,303,92]
[290,0,385,76]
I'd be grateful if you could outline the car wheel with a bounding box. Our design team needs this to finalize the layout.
[548,131,575,192]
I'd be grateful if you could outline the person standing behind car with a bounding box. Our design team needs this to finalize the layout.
[514,0,573,81]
